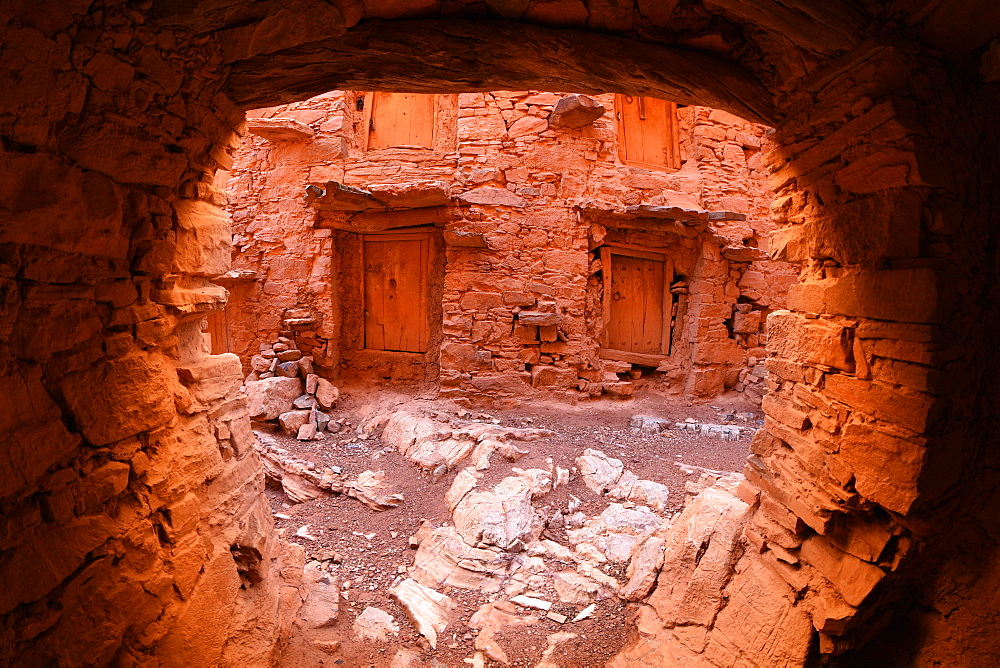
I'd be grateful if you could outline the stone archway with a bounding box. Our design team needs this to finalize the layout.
[1,1,998,664]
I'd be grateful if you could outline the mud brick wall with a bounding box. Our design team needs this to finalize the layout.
[0,3,300,664]
[224,90,795,400]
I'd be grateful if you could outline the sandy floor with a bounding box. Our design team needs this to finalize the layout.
[268,384,760,667]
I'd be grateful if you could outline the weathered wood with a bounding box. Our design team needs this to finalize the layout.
[367,92,436,149]
[705,0,866,54]
[363,232,431,353]
[206,309,230,355]
[226,20,776,125]
[607,251,664,355]
[615,95,681,170]
[599,349,667,367]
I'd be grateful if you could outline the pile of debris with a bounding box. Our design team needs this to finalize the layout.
[241,335,340,440]
[630,414,757,441]
[256,431,403,510]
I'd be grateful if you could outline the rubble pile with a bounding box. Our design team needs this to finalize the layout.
[375,409,556,474]
[256,432,403,510]
[242,335,341,441]
[317,409,747,657]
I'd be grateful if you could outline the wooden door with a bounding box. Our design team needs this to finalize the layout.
[601,246,673,357]
[363,233,430,352]
[365,92,436,149]
[615,95,681,170]
[206,309,229,355]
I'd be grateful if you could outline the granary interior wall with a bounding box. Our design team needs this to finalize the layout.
[0,0,997,665]
[0,3,302,664]
[223,90,797,401]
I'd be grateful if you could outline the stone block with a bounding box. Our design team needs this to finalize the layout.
[440,343,491,372]
[1,367,80,498]
[247,117,315,141]
[62,353,175,447]
[74,461,130,514]
[799,535,886,607]
[506,115,548,138]
[733,310,762,333]
[766,311,853,372]
[172,198,232,277]
[244,376,303,420]
[531,365,578,388]
[824,374,933,433]
[279,410,311,435]
[785,269,950,324]
[839,422,927,514]
[458,186,527,207]
[315,378,339,410]
[547,94,606,129]
[519,310,560,326]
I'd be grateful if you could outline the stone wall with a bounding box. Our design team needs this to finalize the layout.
[223,90,795,401]
[612,41,1000,666]
[1,0,997,664]
[0,2,301,664]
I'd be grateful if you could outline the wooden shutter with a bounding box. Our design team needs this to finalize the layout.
[363,232,431,352]
[601,245,673,357]
[615,95,681,170]
[365,92,436,149]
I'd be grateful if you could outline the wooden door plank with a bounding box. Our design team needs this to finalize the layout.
[364,239,386,350]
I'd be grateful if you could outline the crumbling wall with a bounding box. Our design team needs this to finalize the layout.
[0,3,301,664]
[225,90,793,400]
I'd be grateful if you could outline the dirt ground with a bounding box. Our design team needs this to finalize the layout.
[268,384,761,667]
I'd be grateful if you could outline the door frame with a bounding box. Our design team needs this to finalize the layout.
[599,243,674,363]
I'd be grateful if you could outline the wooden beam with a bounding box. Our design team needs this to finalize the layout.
[599,348,667,367]
[705,0,866,54]
[226,19,776,125]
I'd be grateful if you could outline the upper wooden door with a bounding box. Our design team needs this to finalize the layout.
[364,92,436,150]
[601,246,673,357]
[363,232,431,352]
[615,95,681,170]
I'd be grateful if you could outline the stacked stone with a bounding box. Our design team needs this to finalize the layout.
[244,336,340,440]
[225,88,790,401]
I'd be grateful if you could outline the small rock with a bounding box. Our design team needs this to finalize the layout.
[298,422,318,441]
[275,361,299,378]
[316,378,339,409]
[572,603,596,622]
[293,393,317,410]
[278,410,311,435]
[511,595,551,611]
[547,94,606,129]
[277,349,303,362]
[546,611,568,624]
[352,606,399,642]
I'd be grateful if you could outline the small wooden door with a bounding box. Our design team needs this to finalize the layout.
[602,246,673,356]
[615,95,681,170]
[363,232,431,352]
[364,92,436,150]
[206,309,229,355]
